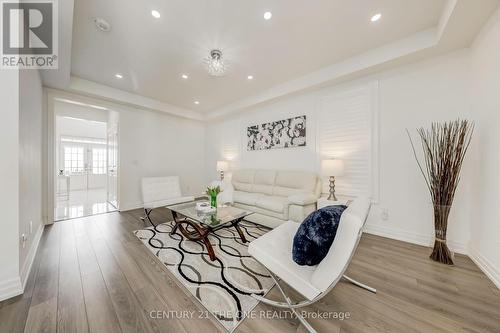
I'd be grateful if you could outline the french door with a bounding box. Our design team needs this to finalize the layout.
[61,138,107,191]
[107,124,118,208]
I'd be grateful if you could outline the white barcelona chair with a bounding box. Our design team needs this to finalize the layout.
[248,197,375,333]
[141,176,194,226]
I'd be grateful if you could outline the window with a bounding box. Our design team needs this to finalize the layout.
[64,146,84,173]
[317,83,379,200]
[92,148,107,175]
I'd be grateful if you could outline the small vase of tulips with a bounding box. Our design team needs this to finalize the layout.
[206,185,222,208]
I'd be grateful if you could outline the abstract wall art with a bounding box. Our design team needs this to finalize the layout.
[247,115,306,151]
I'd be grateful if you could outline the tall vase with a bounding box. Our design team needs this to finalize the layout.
[430,204,454,265]
[210,194,217,208]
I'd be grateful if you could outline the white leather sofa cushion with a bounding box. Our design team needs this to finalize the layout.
[233,191,261,206]
[311,198,370,291]
[232,169,255,192]
[230,169,321,226]
[252,170,277,195]
[287,193,318,205]
[255,195,288,213]
[248,221,321,301]
[273,171,318,197]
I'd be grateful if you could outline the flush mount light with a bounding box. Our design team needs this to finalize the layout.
[93,17,111,32]
[371,13,382,22]
[204,49,227,77]
[115,73,123,79]
[181,74,189,79]
[194,101,200,105]
[151,10,161,18]
[247,75,254,80]
[264,11,272,20]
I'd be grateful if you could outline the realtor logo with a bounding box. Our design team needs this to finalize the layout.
[1,0,58,68]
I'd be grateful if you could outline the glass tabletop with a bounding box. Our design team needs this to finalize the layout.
[167,200,253,228]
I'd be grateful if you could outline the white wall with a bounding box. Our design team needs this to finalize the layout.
[468,8,500,288]
[205,49,474,254]
[0,69,21,301]
[56,115,107,138]
[19,69,44,285]
[119,106,206,210]
[47,91,207,212]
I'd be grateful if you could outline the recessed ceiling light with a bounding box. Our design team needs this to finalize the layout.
[247,75,254,80]
[194,101,200,105]
[371,13,382,22]
[264,12,272,20]
[151,10,161,19]
[115,73,123,79]
[181,74,189,79]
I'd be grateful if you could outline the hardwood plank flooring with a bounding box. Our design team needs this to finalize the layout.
[1,208,499,333]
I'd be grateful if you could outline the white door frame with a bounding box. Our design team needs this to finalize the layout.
[45,88,121,224]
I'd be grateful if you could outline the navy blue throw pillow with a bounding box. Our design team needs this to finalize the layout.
[292,205,347,266]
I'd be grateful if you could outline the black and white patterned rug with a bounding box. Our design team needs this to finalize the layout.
[134,220,275,332]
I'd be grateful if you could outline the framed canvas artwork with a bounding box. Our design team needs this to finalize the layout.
[247,115,306,151]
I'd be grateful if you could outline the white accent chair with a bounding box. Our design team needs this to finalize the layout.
[141,176,194,225]
[248,197,375,333]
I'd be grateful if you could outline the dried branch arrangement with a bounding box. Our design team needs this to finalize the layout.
[407,119,474,265]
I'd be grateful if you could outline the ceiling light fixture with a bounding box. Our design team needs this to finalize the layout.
[204,49,226,77]
[115,73,123,79]
[371,13,382,22]
[194,101,200,105]
[264,12,272,20]
[181,74,189,79]
[151,10,161,18]
[247,75,254,80]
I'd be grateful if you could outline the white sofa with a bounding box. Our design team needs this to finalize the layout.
[231,169,322,228]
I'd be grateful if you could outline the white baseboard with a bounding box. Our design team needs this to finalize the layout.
[0,277,23,302]
[20,224,44,289]
[364,223,468,254]
[468,245,500,289]
[364,223,500,289]
[0,224,44,302]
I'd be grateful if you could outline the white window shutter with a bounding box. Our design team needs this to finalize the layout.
[317,85,376,199]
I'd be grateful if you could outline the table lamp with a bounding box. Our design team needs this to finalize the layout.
[321,159,345,201]
[216,161,229,181]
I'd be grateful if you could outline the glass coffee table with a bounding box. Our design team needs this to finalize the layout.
[167,200,254,261]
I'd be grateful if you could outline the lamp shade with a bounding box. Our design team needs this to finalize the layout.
[216,161,229,172]
[321,159,345,176]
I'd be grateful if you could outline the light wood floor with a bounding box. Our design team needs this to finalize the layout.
[1,208,499,333]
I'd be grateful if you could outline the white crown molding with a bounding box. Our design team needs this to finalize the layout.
[207,28,438,120]
[436,0,458,41]
[67,77,204,121]
[206,0,460,120]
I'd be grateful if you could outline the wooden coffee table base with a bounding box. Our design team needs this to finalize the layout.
[170,211,247,261]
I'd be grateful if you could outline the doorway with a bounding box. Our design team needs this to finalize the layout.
[53,99,119,221]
